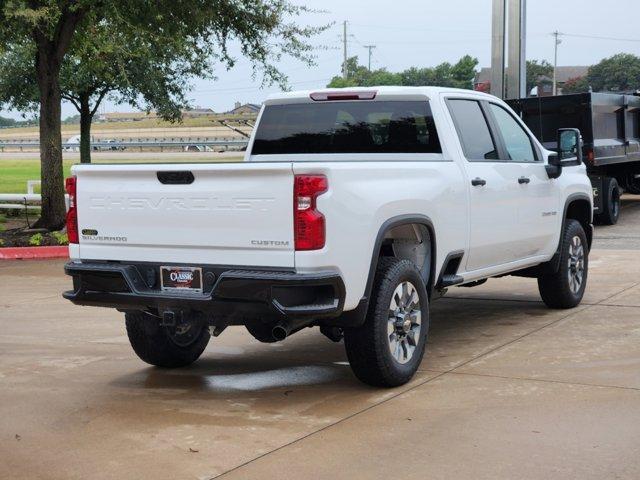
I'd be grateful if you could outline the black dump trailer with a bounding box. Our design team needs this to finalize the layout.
[507,93,640,225]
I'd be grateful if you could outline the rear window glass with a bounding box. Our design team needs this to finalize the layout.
[251,101,441,155]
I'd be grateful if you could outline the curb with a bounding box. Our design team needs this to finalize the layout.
[0,246,69,260]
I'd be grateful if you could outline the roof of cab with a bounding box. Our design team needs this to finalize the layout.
[264,86,498,105]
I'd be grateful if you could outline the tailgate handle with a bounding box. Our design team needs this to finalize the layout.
[157,171,194,185]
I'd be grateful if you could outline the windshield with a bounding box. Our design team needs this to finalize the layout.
[252,101,441,155]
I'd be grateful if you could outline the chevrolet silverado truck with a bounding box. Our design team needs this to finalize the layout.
[63,87,593,387]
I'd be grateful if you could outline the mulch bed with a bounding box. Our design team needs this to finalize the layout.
[0,215,68,248]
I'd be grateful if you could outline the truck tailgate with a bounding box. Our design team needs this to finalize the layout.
[73,163,295,267]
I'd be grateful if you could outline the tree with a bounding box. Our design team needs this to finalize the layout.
[587,53,640,92]
[326,57,401,88]
[526,59,553,95]
[562,76,590,94]
[449,55,479,89]
[0,2,91,229]
[327,55,478,90]
[58,15,217,164]
[0,115,16,127]
[0,1,323,229]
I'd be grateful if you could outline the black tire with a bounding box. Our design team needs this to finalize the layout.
[245,323,278,343]
[125,312,210,368]
[344,258,429,388]
[538,219,589,309]
[595,177,620,225]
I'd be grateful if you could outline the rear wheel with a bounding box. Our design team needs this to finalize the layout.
[125,312,210,368]
[538,219,589,309]
[344,258,429,387]
[595,177,620,225]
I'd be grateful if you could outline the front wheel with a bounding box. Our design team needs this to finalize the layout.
[344,258,429,387]
[125,312,210,368]
[538,219,589,309]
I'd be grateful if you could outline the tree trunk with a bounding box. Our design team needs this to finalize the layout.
[79,96,92,163]
[34,47,66,230]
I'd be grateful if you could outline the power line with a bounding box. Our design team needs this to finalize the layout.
[560,32,640,43]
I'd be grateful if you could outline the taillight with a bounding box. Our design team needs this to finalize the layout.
[294,175,328,251]
[65,176,78,244]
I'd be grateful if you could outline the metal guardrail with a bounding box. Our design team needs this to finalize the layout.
[0,181,70,211]
[0,139,249,150]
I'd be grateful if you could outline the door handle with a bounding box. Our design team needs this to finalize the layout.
[518,176,531,184]
[471,178,487,187]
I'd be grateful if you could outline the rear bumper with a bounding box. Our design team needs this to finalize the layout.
[63,261,345,323]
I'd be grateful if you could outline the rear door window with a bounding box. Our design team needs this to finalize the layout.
[251,101,441,155]
[447,99,499,161]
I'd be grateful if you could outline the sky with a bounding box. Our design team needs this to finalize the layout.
[3,0,640,120]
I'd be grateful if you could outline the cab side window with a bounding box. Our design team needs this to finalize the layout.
[447,99,499,161]
[489,104,537,162]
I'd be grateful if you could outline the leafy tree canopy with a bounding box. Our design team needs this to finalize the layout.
[0,0,325,226]
[587,53,640,92]
[327,55,478,90]
[0,115,16,127]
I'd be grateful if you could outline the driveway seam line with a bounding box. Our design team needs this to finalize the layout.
[448,370,640,392]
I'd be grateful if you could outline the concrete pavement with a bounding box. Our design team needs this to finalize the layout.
[1,197,639,479]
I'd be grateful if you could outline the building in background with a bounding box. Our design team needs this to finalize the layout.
[228,102,261,115]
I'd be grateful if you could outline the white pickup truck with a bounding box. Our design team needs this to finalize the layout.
[63,87,593,387]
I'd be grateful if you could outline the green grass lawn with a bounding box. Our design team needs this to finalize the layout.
[0,160,74,194]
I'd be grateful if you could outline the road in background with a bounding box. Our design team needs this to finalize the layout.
[0,151,245,162]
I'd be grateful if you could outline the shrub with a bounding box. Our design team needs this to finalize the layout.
[28,233,44,246]
[51,231,69,245]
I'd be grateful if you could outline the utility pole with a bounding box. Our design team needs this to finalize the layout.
[506,0,526,99]
[363,45,376,71]
[342,21,348,80]
[490,0,506,98]
[491,0,526,99]
[553,30,562,95]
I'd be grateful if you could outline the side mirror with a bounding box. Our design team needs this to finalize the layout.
[557,128,583,165]
[547,128,583,179]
